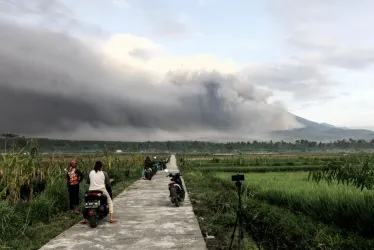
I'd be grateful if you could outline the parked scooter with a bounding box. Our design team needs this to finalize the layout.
[165,169,185,207]
[151,163,158,175]
[154,162,165,171]
[159,159,167,170]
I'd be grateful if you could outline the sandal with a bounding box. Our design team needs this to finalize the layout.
[81,219,87,224]
[110,219,117,223]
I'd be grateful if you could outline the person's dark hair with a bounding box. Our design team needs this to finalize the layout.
[94,161,103,173]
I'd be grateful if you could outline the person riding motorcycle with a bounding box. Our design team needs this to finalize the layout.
[142,156,153,179]
[81,161,117,223]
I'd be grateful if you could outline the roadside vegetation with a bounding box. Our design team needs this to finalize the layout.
[0,139,144,250]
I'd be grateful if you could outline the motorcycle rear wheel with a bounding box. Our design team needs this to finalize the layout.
[88,214,99,228]
[170,188,180,207]
[145,172,152,180]
[180,190,185,201]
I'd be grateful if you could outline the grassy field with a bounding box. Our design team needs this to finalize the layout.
[2,147,373,249]
[0,145,158,250]
[217,172,374,237]
[180,153,374,249]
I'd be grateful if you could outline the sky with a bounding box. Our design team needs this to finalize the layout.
[0,0,374,141]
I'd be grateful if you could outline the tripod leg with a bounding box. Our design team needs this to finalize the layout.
[229,212,239,250]
[238,210,244,249]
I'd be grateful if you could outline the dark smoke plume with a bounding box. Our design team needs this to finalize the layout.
[0,10,301,141]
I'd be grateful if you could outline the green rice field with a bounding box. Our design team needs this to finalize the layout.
[179,153,374,250]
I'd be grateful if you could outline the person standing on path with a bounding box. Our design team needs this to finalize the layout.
[82,161,117,223]
[66,160,83,214]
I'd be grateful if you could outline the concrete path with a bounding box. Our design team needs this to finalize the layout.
[40,155,207,250]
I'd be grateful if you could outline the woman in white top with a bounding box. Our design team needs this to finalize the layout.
[82,161,117,223]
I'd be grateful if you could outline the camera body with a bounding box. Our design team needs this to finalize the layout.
[231,174,245,182]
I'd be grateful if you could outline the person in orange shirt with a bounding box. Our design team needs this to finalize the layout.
[66,160,83,214]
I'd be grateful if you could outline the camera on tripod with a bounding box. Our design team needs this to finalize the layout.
[230,174,245,249]
[231,174,244,182]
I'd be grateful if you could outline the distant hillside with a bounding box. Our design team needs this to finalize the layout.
[272,115,374,141]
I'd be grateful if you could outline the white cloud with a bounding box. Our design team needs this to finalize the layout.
[101,34,239,77]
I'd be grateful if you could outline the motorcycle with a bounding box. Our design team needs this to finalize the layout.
[144,167,153,180]
[154,162,164,171]
[165,169,185,207]
[151,163,158,175]
[82,190,109,228]
[159,159,167,170]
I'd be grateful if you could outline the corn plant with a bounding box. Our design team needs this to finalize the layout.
[0,139,144,204]
[309,153,374,191]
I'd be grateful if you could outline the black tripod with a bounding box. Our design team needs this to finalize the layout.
[229,178,244,250]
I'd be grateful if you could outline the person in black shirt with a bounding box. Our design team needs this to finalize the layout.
[66,160,83,214]
[142,156,153,179]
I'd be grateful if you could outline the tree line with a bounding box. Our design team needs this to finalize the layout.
[2,134,374,153]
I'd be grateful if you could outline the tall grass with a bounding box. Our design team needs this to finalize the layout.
[179,153,374,248]
[183,170,374,249]
[0,142,144,250]
[310,153,374,190]
[0,142,143,203]
[216,171,374,238]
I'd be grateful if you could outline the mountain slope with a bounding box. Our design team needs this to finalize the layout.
[272,115,374,141]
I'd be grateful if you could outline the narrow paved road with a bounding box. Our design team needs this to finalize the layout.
[40,155,207,250]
